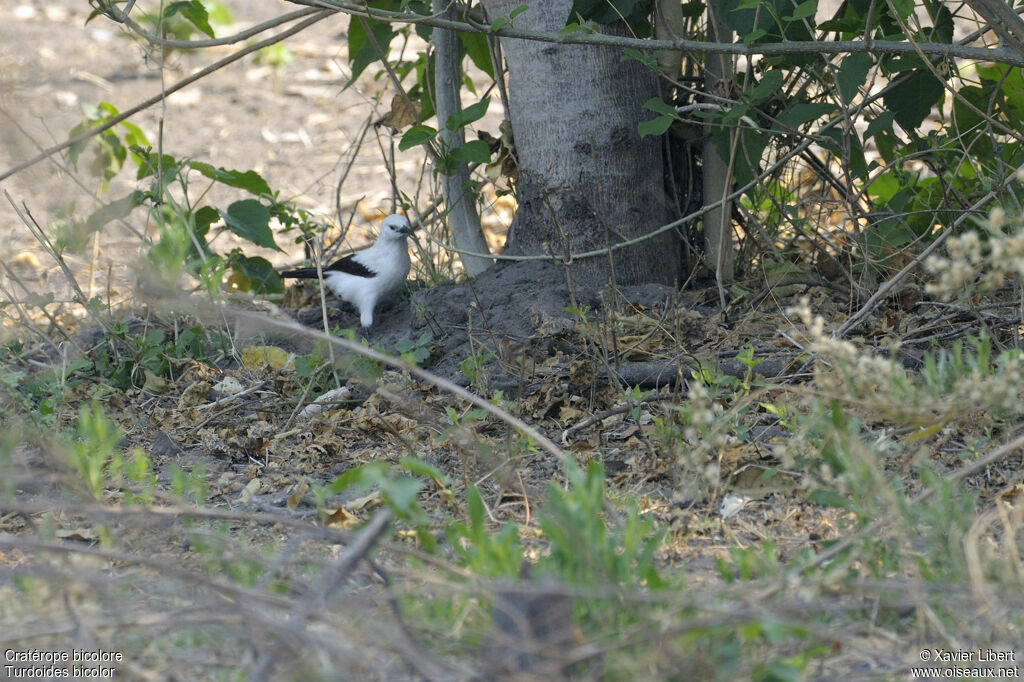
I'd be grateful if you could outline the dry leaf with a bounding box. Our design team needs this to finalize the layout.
[559,406,585,422]
[286,481,310,509]
[240,345,294,371]
[348,490,383,512]
[237,477,262,505]
[325,505,360,529]
[143,370,169,394]
[374,94,420,131]
[178,380,212,408]
[56,527,98,543]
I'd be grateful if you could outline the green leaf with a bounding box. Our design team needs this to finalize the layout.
[638,114,674,138]
[713,127,765,188]
[448,139,491,164]
[194,205,220,237]
[744,70,783,104]
[570,0,644,25]
[84,191,146,233]
[883,70,943,131]
[446,97,491,131]
[783,0,816,21]
[722,102,751,126]
[467,485,485,532]
[329,461,387,494]
[188,161,272,196]
[742,28,768,46]
[399,124,437,151]
[459,32,494,79]
[220,200,279,251]
[400,457,448,483]
[346,17,396,87]
[863,111,895,140]
[643,96,677,116]
[230,255,283,294]
[807,489,850,509]
[135,152,180,181]
[381,477,423,515]
[837,52,872,104]
[889,0,913,20]
[774,102,837,129]
[165,1,214,38]
[926,2,954,43]
[866,171,899,204]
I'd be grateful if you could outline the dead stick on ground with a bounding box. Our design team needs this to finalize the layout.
[249,509,394,682]
[219,308,566,459]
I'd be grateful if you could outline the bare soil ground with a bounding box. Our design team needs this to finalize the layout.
[2,2,1023,680]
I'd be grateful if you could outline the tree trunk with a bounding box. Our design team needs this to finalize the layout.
[481,0,681,290]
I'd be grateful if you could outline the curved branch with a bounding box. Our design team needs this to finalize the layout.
[290,0,1024,66]
[0,10,332,183]
[109,7,323,48]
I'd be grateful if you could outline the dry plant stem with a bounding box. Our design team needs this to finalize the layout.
[0,495,482,584]
[786,427,1024,583]
[111,6,322,48]
[334,115,373,230]
[0,270,71,351]
[560,392,677,444]
[223,307,565,458]
[0,10,332,183]
[4,192,112,338]
[0,109,148,242]
[368,559,470,682]
[748,278,852,310]
[283,361,329,431]
[8,606,242,648]
[313,235,340,389]
[356,17,439,163]
[250,509,394,682]
[835,180,1013,337]
[0,533,295,611]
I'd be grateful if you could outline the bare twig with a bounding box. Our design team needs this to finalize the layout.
[219,307,566,459]
[0,10,331,182]
[250,510,394,682]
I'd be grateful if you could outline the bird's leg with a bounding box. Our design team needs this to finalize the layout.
[358,326,372,341]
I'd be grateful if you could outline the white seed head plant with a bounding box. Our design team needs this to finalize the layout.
[925,207,1024,298]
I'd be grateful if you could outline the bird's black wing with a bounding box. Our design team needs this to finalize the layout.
[281,254,377,279]
[325,254,376,278]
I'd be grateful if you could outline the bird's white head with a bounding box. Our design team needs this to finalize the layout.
[379,214,415,243]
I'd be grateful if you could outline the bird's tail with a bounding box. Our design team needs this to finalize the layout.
[280,267,320,279]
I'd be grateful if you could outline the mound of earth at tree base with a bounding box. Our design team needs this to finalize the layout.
[292,260,788,392]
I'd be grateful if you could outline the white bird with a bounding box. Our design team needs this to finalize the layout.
[281,214,415,334]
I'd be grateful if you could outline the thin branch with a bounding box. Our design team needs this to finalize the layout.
[220,307,566,459]
[0,10,332,183]
[250,510,394,682]
[112,6,322,48]
[287,0,1024,66]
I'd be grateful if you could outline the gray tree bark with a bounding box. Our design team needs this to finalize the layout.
[480,0,681,290]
